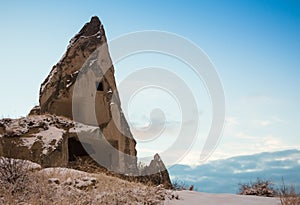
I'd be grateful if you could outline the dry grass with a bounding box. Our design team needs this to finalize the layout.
[0,157,32,194]
[68,156,173,189]
[172,178,194,191]
[280,194,300,205]
[238,177,300,204]
[43,168,167,204]
[0,157,171,204]
[279,179,300,205]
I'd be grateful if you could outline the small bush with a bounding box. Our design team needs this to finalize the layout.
[172,178,194,191]
[238,178,276,197]
[0,157,30,194]
[279,178,300,205]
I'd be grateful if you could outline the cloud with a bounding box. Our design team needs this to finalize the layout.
[131,118,180,139]
[233,168,263,174]
[226,116,239,127]
[136,147,161,161]
[258,120,272,126]
[209,131,300,164]
[261,135,284,149]
[234,132,257,140]
[255,116,287,127]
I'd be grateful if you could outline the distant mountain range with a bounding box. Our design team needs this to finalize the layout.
[168,149,300,194]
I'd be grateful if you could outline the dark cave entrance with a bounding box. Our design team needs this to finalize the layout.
[68,137,93,161]
[96,81,104,91]
[67,137,120,171]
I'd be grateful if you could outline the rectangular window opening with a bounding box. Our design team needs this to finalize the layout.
[96,81,104,91]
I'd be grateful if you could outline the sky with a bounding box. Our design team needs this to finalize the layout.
[0,0,299,166]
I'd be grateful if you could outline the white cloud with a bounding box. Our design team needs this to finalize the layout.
[136,147,161,156]
[261,135,283,148]
[226,116,239,127]
[234,132,257,140]
[207,133,300,164]
[131,119,180,141]
[258,120,272,126]
[255,116,287,127]
[233,168,263,174]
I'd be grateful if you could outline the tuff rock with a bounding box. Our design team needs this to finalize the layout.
[1,16,171,187]
[38,16,137,172]
[0,115,71,167]
[142,154,172,189]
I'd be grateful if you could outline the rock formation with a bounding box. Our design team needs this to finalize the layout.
[0,114,134,171]
[38,16,137,172]
[142,154,172,188]
[0,16,171,187]
[0,115,72,167]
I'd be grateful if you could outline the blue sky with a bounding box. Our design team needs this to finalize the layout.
[0,0,299,165]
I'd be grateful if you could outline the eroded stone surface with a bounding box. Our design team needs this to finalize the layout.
[1,16,171,187]
[0,115,72,167]
[142,154,172,189]
[38,16,137,171]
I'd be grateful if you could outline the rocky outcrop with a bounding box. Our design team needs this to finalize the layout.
[0,114,124,169]
[0,16,171,188]
[142,154,172,189]
[37,16,136,172]
[39,16,106,119]
[0,115,72,167]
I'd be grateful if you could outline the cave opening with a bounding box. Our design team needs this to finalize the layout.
[68,137,92,161]
[96,81,104,91]
[67,137,120,171]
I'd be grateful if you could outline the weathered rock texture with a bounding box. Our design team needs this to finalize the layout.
[0,115,72,167]
[38,16,136,172]
[0,114,132,170]
[0,16,171,187]
[142,154,172,188]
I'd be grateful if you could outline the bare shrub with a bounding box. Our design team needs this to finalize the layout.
[238,178,276,197]
[0,157,31,194]
[172,177,194,191]
[279,178,300,205]
[137,161,147,172]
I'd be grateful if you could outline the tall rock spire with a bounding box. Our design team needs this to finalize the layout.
[39,16,137,172]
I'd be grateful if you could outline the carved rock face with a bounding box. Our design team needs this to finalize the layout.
[39,16,106,119]
[38,16,137,169]
[1,17,171,187]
